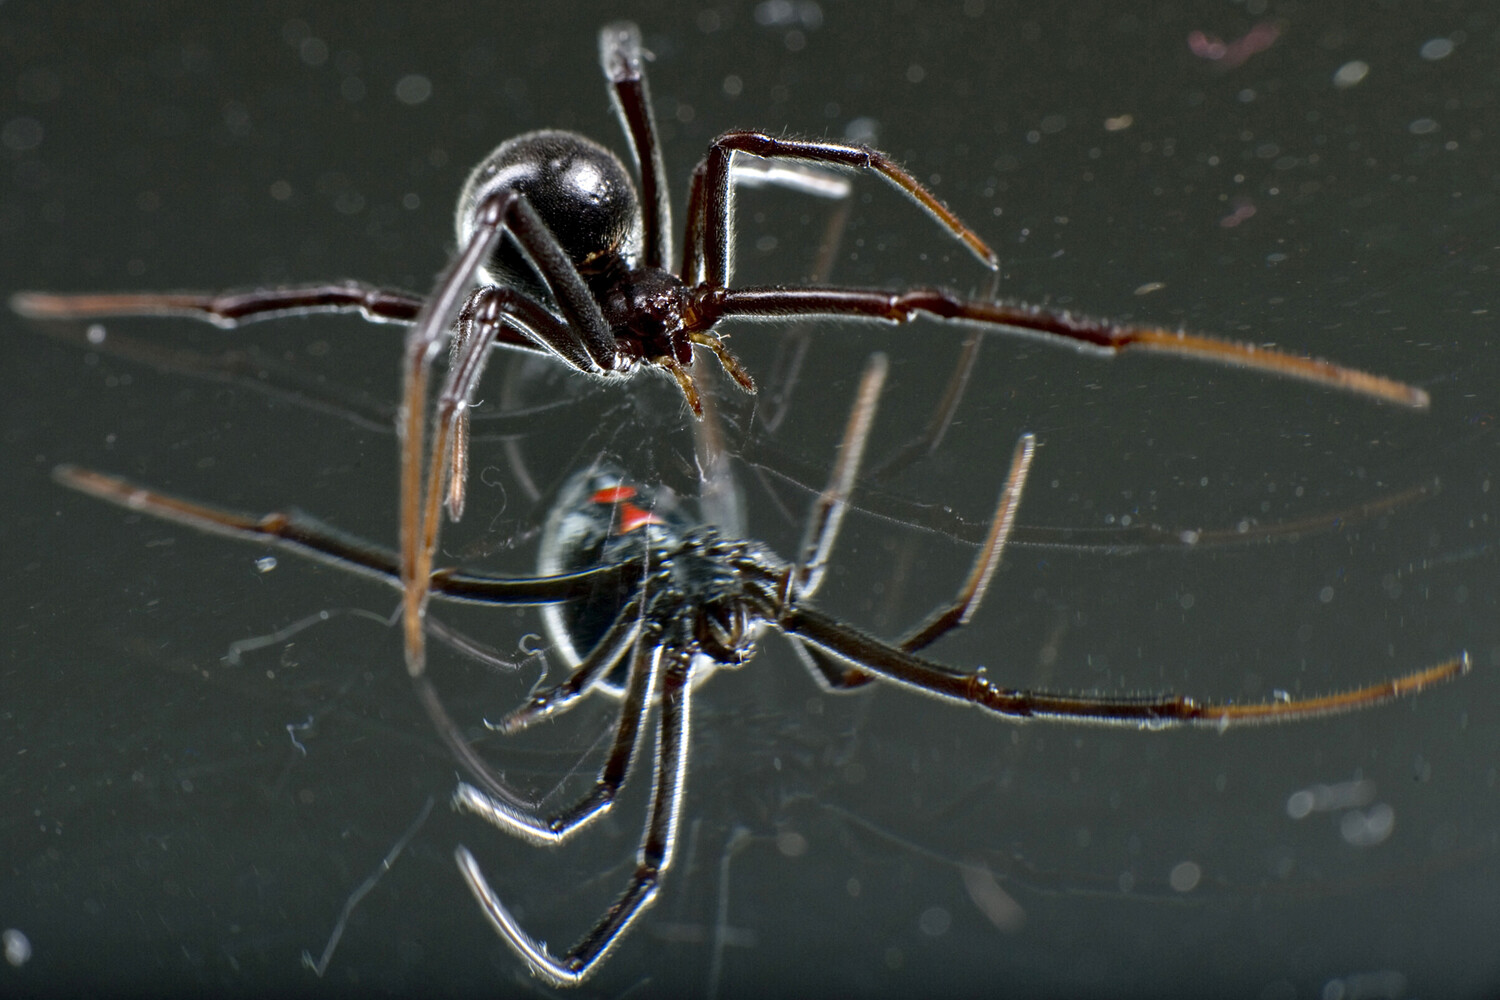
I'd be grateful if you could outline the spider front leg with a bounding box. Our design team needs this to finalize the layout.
[682,130,999,288]
[49,463,632,609]
[456,645,695,987]
[440,286,598,521]
[399,188,626,677]
[690,285,1431,409]
[784,603,1469,727]
[10,282,427,328]
[600,21,673,269]
[677,139,1430,410]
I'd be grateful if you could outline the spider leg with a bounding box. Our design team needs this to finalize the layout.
[12,239,616,377]
[792,352,889,599]
[687,360,748,535]
[867,327,985,479]
[424,615,541,675]
[692,285,1431,409]
[757,179,857,434]
[413,609,640,823]
[795,431,1037,691]
[51,463,629,607]
[782,603,1469,727]
[901,432,1035,651]
[673,115,979,472]
[436,285,599,522]
[600,22,672,270]
[454,633,661,845]
[762,349,888,693]
[455,646,694,987]
[681,136,854,289]
[51,459,653,823]
[682,131,998,288]
[400,189,629,677]
[489,603,645,734]
[10,283,426,327]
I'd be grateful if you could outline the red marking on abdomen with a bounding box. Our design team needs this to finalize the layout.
[592,484,639,504]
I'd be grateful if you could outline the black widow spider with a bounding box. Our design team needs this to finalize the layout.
[12,22,1436,702]
[52,349,1466,986]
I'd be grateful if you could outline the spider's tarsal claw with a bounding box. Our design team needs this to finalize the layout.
[655,354,704,416]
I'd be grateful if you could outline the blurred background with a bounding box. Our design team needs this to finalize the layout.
[2,1,1497,997]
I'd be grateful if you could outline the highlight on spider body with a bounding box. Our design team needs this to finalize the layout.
[50,350,1467,987]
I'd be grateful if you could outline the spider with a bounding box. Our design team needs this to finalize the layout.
[53,350,1466,986]
[11,21,1435,700]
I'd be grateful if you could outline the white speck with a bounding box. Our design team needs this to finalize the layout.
[1321,969,1407,1000]
[1409,118,1439,135]
[917,905,952,937]
[1419,38,1454,61]
[959,860,1026,932]
[845,117,879,144]
[753,1,823,29]
[1,116,43,152]
[1340,803,1395,846]
[1318,585,1335,603]
[255,556,278,573]
[1333,61,1370,88]
[1285,778,1377,819]
[395,74,433,105]
[755,0,791,24]
[86,324,106,345]
[1169,860,1202,892]
[299,37,329,67]
[775,829,807,857]
[3,929,31,967]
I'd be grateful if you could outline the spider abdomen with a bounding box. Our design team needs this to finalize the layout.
[456,129,642,289]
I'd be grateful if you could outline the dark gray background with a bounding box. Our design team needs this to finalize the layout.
[3,2,1497,997]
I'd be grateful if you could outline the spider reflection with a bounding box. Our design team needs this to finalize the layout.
[53,353,1465,985]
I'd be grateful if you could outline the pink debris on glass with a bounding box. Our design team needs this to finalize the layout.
[1188,22,1282,69]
